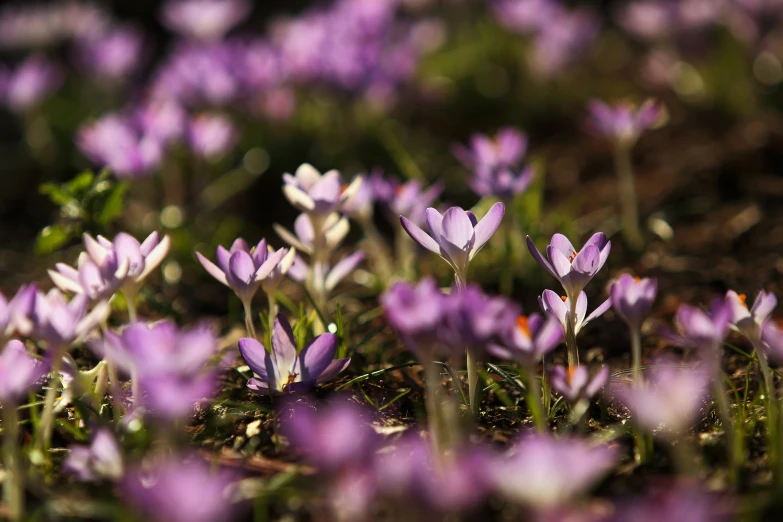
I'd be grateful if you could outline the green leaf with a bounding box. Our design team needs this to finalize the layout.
[96,180,128,225]
[40,182,74,206]
[66,170,95,196]
[36,224,73,254]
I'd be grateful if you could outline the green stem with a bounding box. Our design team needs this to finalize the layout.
[424,360,443,456]
[565,299,579,370]
[242,298,257,339]
[754,342,778,482]
[711,351,738,484]
[631,329,643,388]
[3,403,23,520]
[670,436,698,477]
[466,349,480,417]
[613,145,644,250]
[525,364,546,433]
[499,218,514,296]
[107,361,124,420]
[125,285,138,323]
[39,348,64,452]
[266,292,278,340]
[395,228,415,281]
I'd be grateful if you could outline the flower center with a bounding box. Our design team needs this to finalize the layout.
[281,372,299,391]
[739,293,747,307]
[561,295,567,303]
[516,315,530,338]
[568,250,578,263]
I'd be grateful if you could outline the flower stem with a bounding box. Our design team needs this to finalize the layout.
[424,360,443,456]
[525,365,546,433]
[39,348,64,452]
[242,299,257,339]
[107,361,124,420]
[613,145,644,250]
[631,329,643,388]
[566,300,579,370]
[3,403,23,520]
[396,228,415,281]
[711,356,738,484]
[125,285,138,323]
[466,349,480,417]
[754,341,778,482]
[266,292,278,341]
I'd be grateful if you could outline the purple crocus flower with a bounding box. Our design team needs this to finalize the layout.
[137,371,218,420]
[539,290,612,337]
[196,238,292,307]
[237,315,349,394]
[121,456,240,522]
[0,339,46,403]
[49,252,130,302]
[668,299,732,350]
[161,0,251,41]
[762,321,783,365]
[453,127,528,176]
[383,179,444,226]
[136,100,187,145]
[611,484,727,522]
[76,25,145,83]
[282,164,363,221]
[488,312,564,363]
[726,289,776,342]
[30,290,109,348]
[586,99,664,148]
[527,233,612,302]
[490,433,617,509]
[99,321,218,378]
[453,128,534,201]
[442,285,520,350]
[0,284,36,343]
[64,429,124,481]
[400,203,505,283]
[5,55,63,112]
[550,365,609,403]
[375,435,492,513]
[276,214,364,293]
[610,274,657,331]
[83,231,171,305]
[381,278,449,358]
[187,112,238,160]
[0,2,110,48]
[613,363,708,437]
[282,398,380,471]
[77,113,164,178]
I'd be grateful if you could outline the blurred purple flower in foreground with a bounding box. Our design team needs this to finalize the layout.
[381,278,449,358]
[489,312,564,363]
[762,321,783,364]
[0,285,36,343]
[550,365,609,403]
[161,0,251,41]
[5,55,63,112]
[196,238,293,307]
[726,289,776,343]
[65,429,123,481]
[0,2,111,49]
[0,340,46,403]
[282,399,380,472]
[442,285,519,350]
[611,483,728,522]
[586,99,664,148]
[238,315,349,394]
[611,274,658,331]
[401,203,505,283]
[613,363,708,437]
[490,434,617,510]
[527,233,612,302]
[31,290,108,348]
[376,435,492,513]
[121,456,239,522]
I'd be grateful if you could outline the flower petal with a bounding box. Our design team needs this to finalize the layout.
[315,358,351,383]
[400,216,440,254]
[526,236,556,277]
[238,337,272,382]
[325,251,364,291]
[471,202,505,259]
[137,234,170,281]
[297,333,338,382]
[272,315,298,376]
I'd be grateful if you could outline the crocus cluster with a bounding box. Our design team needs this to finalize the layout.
[453,127,534,201]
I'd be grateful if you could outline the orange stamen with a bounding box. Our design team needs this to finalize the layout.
[516,315,530,337]
[568,250,578,263]
[561,295,568,303]
[739,293,747,305]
